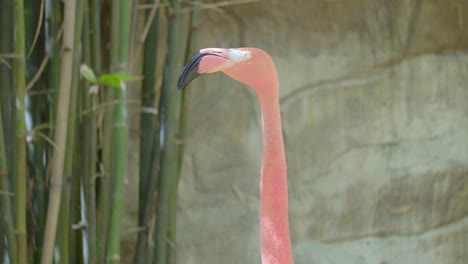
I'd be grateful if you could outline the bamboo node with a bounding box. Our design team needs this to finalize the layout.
[0,190,14,197]
[72,221,86,230]
[14,230,27,236]
[108,254,121,261]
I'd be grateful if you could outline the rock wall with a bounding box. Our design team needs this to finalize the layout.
[176,1,468,263]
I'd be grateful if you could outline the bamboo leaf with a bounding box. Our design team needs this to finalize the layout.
[98,73,134,88]
[81,64,98,83]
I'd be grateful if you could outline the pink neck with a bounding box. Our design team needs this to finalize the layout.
[256,82,293,264]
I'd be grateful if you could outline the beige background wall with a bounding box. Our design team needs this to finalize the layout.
[129,1,468,263]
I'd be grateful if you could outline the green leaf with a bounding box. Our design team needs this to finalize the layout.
[98,73,134,88]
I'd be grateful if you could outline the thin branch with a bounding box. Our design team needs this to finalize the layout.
[137,2,168,10]
[27,0,45,58]
[0,53,22,59]
[26,24,64,90]
[27,88,55,96]
[31,123,54,132]
[26,54,49,90]
[29,131,57,149]
[179,0,262,13]
[0,57,11,68]
[140,0,160,43]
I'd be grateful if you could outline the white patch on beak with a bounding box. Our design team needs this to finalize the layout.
[229,49,252,63]
[203,48,252,73]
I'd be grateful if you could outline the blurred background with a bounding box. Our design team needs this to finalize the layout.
[1,0,467,263]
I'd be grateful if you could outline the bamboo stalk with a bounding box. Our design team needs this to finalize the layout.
[0,0,16,210]
[13,0,28,262]
[40,0,79,262]
[167,3,202,263]
[138,0,159,230]
[0,227,4,262]
[24,1,49,261]
[0,0,14,175]
[44,0,62,110]
[105,84,128,263]
[68,6,86,260]
[134,3,161,263]
[82,3,98,262]
[56,1,84,262]
[45,0,62,159]
[153,1,191,263]
[0,3,17,262]
[70,131,83,264]
[0,111,17,264]
[98,1,117,261]
[32,1,62,260]
[180,0,201,163]
[105,0,133,262]
[89,0,102,74]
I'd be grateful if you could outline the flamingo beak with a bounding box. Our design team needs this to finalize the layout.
[177,50,228,90]
[178,48,253,90]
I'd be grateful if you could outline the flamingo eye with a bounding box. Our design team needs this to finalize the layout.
[244,52,252,59]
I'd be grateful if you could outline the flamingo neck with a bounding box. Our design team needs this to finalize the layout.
[256,83,293,264]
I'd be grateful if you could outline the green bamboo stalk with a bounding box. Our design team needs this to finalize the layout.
[167,4,202,263]
[68,6,89,258]
[0,0,14,179]
[90,0,109,261]
[138,0,160,230]
[45,0,62,141]
[98,1,118,261]
[89,0,101,74]
[134,4,161,263]
[0,2,16,262]
[0,112,18,264]
[167,0,202,264]
[45,0,63,88]
[105,83,128,264]
[13,0,28,262]
[45,0,62,177]
[153,1,191,263]
[25,1,49,260]
[70,132,83,264]
[68,109,85,264]
[82,3,98,263]
[0,227,4,262]
[56,129,73,264]
[105,0,132,262]
[40,0,79,262]
[178,0,201,182]
[99,93,112,263]
[33,1,62,260]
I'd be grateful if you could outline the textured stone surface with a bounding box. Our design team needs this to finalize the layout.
[172,1,468,263]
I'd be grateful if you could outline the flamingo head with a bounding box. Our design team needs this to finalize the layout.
[178,47,276,92]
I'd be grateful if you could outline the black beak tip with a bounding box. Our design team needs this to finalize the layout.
[177,79,187,90]
[177,50,207,91]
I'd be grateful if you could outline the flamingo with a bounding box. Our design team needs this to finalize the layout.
[178,47,293,264]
